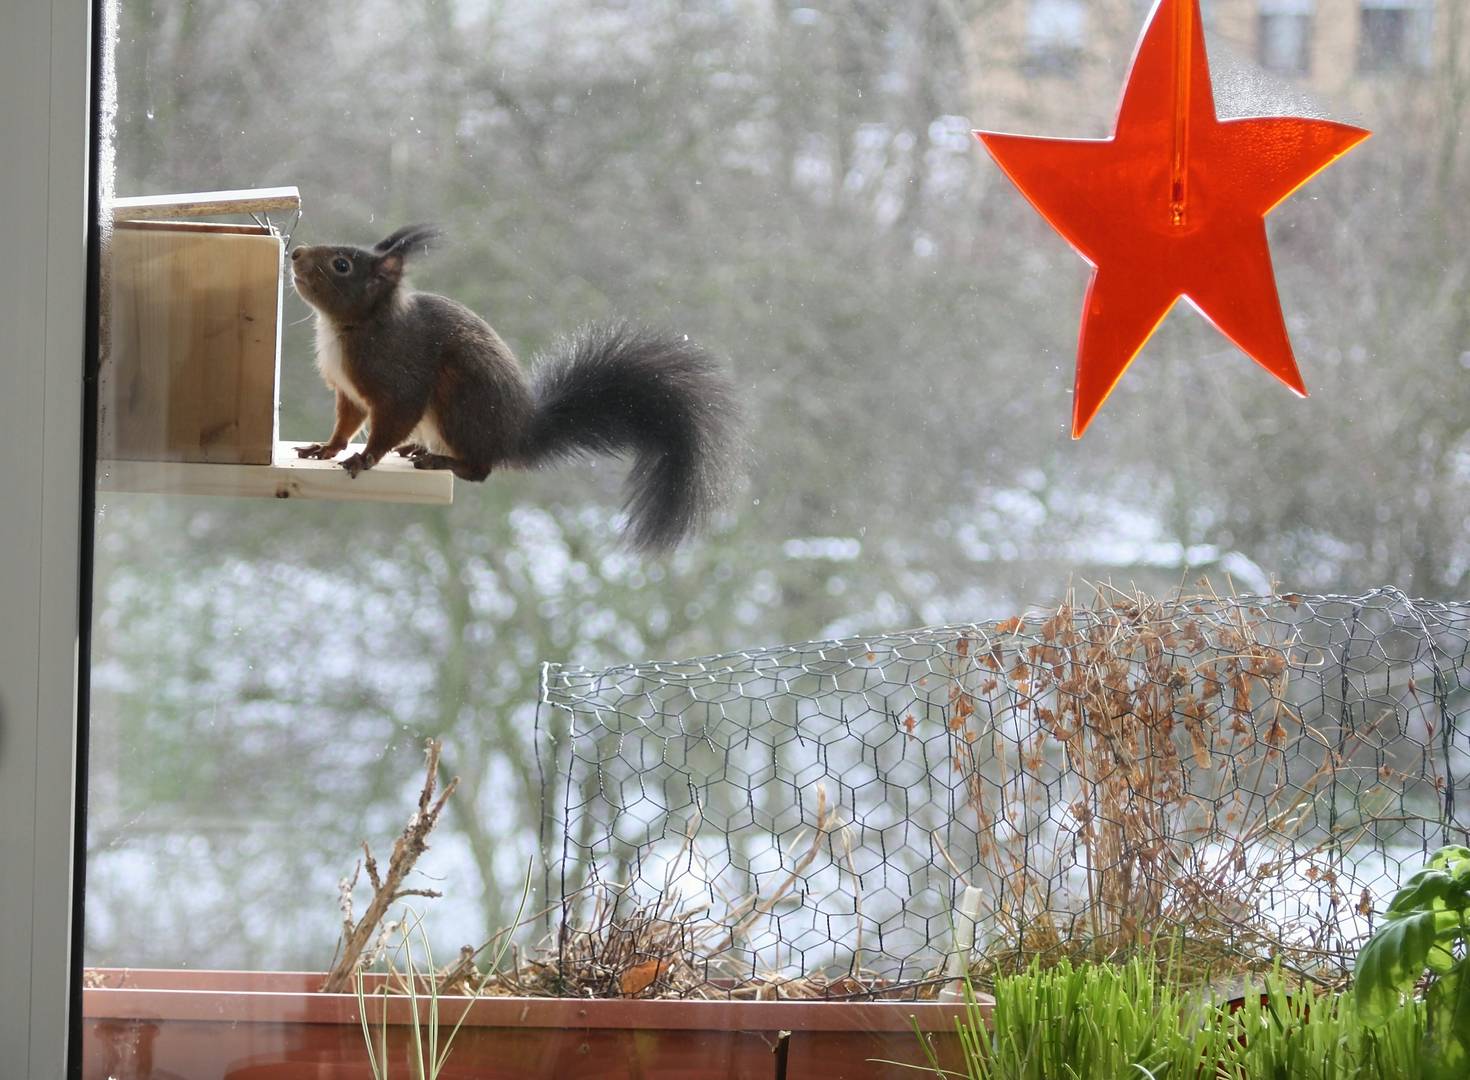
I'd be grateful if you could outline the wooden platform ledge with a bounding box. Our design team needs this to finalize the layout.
[98,442,454,505]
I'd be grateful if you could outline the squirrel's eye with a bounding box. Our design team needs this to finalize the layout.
[332,257,351,274]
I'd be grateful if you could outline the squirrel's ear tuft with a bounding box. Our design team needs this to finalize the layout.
[375,251,405,282]
[372,224,443,260]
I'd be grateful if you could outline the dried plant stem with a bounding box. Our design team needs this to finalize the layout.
[321,738,460,994]
[954,582,1373,983]
[488,784,890,1002]
[713,784,833,955]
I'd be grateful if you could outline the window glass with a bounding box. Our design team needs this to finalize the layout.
[1026,0,1088,74]
[1258,0,1314,75]
[82,0,1470,1071]
[1359,0,1434,72]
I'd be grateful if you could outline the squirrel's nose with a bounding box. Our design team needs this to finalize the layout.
[290,246,305,262]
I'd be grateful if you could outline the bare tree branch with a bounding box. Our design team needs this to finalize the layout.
[320,738,460,994]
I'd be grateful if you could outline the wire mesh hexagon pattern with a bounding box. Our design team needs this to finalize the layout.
[534,587,1468,1000]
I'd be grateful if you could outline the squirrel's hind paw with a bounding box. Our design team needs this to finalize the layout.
[296,442,341,460]
[340,451,376,478]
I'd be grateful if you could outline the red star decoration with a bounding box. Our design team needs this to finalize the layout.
[974,0,1370,438]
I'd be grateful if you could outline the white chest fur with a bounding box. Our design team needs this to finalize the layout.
[312,315,444,451]
[314,319,366,408]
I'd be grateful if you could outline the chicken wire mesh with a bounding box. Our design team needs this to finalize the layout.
[533,587,1468,1000]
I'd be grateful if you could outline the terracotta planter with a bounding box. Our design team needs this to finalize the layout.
[83,970,981,1080]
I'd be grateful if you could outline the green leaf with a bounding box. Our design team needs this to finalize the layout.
[1426,846,1470,873]
[1421,965,1470,1080]
[1427,941,1460,975]
[1386,868,1455,917]
[1355,910,1448,1023]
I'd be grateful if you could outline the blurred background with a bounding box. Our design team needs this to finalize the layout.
[86,0,1470,970]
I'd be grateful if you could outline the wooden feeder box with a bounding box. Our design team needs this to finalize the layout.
[99,188,452,505]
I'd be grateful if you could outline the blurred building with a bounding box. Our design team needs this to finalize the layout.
[1213,0,1457,100]
[971,0,1464,130]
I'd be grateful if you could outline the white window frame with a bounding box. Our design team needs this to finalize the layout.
[0,0,92,1075]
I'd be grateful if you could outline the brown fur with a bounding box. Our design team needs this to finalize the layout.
[290,225,736,550]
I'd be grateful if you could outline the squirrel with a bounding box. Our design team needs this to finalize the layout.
[289,224,736,551]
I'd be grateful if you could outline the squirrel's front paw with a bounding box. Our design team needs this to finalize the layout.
[340,451,376,478]
[296,442,340,460]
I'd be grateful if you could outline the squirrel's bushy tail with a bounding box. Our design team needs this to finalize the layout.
[517,323,737,551]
